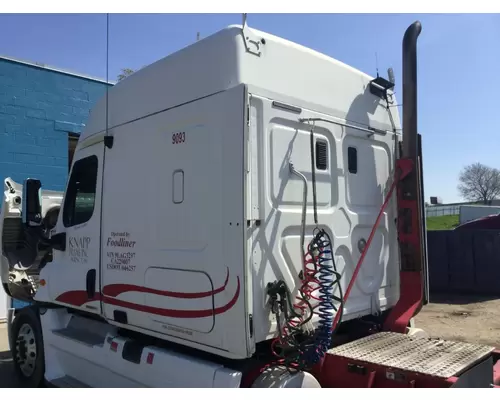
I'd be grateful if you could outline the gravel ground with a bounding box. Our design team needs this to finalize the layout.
[1,295,499,387]
[415,294,500,349]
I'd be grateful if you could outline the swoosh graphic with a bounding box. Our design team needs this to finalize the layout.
[103,277,240,318]
[54,274,240,319]
[55,291,102,307]
[102,268,229,299]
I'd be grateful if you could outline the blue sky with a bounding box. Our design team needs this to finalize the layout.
[1,13,499,203]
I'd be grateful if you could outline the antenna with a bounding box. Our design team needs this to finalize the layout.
[375,52,380,78]
[104,13,113,150]
[196,32,200,41]
[106,13,109,137]
[242,13,247,28]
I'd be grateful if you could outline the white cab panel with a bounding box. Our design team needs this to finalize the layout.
[247,92,400,343]
[99,85,250,359]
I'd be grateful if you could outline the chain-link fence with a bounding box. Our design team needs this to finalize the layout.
[425,205,460,217]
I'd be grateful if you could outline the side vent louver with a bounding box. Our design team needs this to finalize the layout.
[315,141,328,170]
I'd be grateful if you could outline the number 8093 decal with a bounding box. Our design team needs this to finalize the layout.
[172,132,186,144]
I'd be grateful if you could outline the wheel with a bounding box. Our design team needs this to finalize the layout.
[11,306,45,387]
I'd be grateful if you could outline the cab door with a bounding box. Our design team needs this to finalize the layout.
[47,141,104,315]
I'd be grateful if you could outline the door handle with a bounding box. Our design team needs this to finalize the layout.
[86,269,96,299]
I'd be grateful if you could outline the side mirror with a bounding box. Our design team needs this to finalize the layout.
[22,178,42,227]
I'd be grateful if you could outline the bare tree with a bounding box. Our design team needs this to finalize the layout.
[457,162,500,204]
[117,68,135,81]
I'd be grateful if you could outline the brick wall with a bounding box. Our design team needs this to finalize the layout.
[0,58,110,192]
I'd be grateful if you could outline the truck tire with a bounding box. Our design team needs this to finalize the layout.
[11,306,45,387]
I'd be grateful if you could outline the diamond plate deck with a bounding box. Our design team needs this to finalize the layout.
[328,332,495,378]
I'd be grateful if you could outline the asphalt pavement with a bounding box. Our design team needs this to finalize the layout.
[0,323,19,388]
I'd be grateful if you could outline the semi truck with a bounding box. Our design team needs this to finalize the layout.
[1,19,499,388]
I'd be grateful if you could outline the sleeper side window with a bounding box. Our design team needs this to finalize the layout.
[63,155,98,228]
[348,146,358,174]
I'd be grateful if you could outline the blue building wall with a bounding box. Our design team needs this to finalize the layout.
[0,57,110,192]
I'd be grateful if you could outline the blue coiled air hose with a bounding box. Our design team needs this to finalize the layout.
[302,228,344,367]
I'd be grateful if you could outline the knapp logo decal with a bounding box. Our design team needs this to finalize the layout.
[68,236,91,264]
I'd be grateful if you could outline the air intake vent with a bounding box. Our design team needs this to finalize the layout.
[315,140,328,170]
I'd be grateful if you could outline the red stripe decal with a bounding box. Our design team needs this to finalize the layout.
[102,276,240,318]
[102,268,230,299]
[54,275,240,319]
[55,291,102,307]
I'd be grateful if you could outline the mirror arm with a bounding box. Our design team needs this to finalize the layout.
[30,228,66,252]
[50,232,66,252]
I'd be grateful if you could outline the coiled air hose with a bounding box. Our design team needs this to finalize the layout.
[301,228,344,367]
[302,123,344,366]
